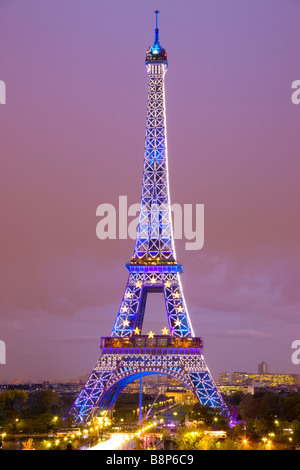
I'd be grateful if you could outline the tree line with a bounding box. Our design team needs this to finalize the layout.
[0,389,74,434]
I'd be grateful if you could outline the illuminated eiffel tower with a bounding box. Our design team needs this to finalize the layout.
[70,11,229,424]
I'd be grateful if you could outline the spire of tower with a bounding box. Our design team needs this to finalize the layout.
[146,10,167,65]
[154,10,160,45]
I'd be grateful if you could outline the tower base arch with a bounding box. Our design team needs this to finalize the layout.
[70,338,228,424]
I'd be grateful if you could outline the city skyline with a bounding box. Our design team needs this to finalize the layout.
[1,359,299,387]
[0,1,299,384]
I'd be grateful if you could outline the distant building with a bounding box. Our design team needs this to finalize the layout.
[231,372,249,384]
[248,373,298,387]
[165,388,197,404]
[219,372,229,384]
[217,384,254,396]
[258,361,268,375]
[231,372,298,387]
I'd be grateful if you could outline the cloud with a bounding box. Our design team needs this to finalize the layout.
[183,251,300,325]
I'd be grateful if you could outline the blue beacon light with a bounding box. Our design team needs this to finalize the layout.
[151,10,160,54]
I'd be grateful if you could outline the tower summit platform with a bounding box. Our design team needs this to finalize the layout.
[145,10,168,65]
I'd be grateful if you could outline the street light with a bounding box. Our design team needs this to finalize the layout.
[1,433,6,450]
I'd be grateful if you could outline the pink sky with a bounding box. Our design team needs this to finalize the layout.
[0,0,299,382]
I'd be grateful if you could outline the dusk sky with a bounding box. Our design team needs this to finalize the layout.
[0,0,299,383]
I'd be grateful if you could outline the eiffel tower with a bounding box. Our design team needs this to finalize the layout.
[70,11,229,424]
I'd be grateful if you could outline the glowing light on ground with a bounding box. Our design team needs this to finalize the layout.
[88,433,133,450]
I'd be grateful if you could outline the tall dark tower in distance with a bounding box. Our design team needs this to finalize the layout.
[258,362,268,375]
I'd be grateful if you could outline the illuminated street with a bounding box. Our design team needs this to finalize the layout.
[88,433,134,450]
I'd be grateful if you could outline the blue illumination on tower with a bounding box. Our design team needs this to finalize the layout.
[69,11,230,425]
[152,10,161,53]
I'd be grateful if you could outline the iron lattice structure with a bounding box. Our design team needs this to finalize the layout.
[70,12,229,423]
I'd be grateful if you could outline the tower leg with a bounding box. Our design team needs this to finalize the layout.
[139,377,143,426]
